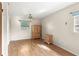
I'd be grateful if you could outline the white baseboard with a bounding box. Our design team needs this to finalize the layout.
[53,42,78,56]
[10,38,31,41]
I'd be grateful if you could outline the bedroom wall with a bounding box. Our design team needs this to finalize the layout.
[9,4,41,41]
[10,17,40,41]
[42,3,79,55]
[10,16,31,41]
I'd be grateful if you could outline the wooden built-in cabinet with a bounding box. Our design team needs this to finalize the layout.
[32,25,41,39]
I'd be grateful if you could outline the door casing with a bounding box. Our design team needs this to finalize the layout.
[0,2,2,56]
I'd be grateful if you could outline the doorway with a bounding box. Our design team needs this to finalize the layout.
[0,2,2,56]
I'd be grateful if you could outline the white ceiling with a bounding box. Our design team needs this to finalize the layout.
[9,2,76,19]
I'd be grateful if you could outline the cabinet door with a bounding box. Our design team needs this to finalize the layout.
[32,25,41,39]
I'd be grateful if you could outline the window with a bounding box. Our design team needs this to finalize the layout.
[74,15,79,32]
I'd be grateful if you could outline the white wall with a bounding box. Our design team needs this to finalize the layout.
[10,16,41,41]
[10,16,32,41]
[42,3,79,55]
[9,4,41,41]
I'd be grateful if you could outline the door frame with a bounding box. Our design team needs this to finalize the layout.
[0,2,2,56]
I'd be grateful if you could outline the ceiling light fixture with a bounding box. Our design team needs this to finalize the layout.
[28,13,33,22]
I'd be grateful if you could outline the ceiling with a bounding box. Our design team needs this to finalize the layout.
[9,2,76,19]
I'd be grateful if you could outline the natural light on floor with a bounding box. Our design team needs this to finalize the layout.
[20,45,31,55]
[37,44,52,51]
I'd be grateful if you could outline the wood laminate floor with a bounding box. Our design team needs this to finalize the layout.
[8,39,75,56]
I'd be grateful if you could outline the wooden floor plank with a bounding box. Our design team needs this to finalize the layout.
[8,39,75,56]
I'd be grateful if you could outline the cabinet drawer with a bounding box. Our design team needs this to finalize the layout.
[44,34,53,44]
